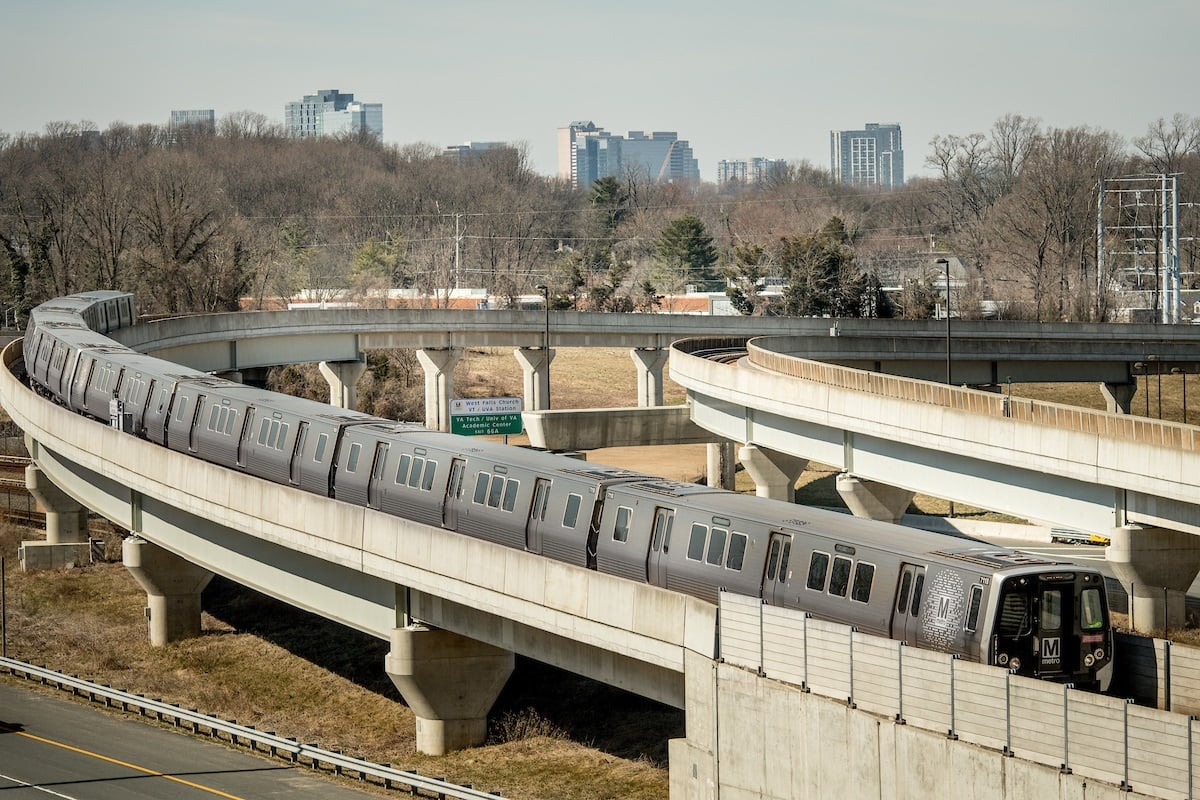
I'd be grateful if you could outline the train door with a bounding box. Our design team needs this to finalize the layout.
[992,575,1075,677]
[188,394,205,452]
[892,563,926,644]
[288,422,307,485]
[442,457,466,530]
[237,408,255,468]
[761,532,793,606]
[645,507,675,586]
[525,478,551,553]
[367,442,388,510]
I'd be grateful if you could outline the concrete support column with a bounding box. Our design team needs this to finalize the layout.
[1100,382,1136,414]
[123,537,213,646]
[416,348,462,431]
[514,347,554,412]
[835,473,916,524]
[384,625,514,755]
[318,358,367,410]
[1107,524,1200,632]
[706,441,736,490]
[737,444,807,502]
[19,465,91,571]
[630,347,668,407]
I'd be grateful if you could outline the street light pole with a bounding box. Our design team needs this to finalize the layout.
[536,284,551,409]
[937,258,951,384]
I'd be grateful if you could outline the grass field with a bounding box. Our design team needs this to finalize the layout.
[2,347,1196,797]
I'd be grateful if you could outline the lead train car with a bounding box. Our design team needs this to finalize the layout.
[20,292,1114,688]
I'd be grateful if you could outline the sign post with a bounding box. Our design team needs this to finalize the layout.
[449,397,524,438]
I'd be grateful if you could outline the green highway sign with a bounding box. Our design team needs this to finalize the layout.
[450,396,524,436]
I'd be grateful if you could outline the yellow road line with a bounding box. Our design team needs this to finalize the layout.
[7,727,250,800]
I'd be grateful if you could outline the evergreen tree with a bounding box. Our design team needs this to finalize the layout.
[655,215,720,292]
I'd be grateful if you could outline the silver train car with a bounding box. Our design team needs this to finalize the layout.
[20,292,1114,688]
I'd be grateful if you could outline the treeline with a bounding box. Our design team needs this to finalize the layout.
[0,112,1197,322]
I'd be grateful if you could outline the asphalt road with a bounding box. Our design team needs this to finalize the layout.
[0,681,381,800]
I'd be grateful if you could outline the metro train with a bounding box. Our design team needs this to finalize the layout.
[19,291,1114,688]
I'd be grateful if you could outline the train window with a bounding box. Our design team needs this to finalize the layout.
[395,454,411,484]
[807,552,829,591]
[563,494,582,528]
[421,460,437,491]
[224,409,238,435]
[687,524,707,561]
[487,475,505,507]
[448,460,465,500]
[266,421,279,449]
[258,418,270,445]
[613,507,632,542]
[408,457,425,488]
[651,508,673,552]
[176,396,189,422]
[314,433,329,462]
[850,562,875,603]
[278,422,288,445]
[726,533,747,571]
[965,585,984,633]
[501,479,519,511]
[706,528,727,566]
[766,540,781,580]
[208,406,221,431]
[1041,589,1063,631]
[473,473,490,504]
[779,541,791,580]
[998,593,1030,637]
[829,556,852,597]
[346,442,361,472]
[1081,588,1105,630]
[157,387,169,413]
[910,574,925,615]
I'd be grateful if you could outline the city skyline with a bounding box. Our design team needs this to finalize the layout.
[1,1,1197,183]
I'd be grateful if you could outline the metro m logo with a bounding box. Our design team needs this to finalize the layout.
[1041,637,1061,663]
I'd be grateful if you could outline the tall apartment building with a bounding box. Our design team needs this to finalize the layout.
[830,123,904,188]
[557,122,700,188]
[169,109,215,130]
[284,89,383,139]
[717,157,787,186]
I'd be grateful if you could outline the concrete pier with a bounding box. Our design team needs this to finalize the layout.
[707,441,736,490]
[836,473,915,524]
[630,347,668,407]
[384,625,514,755]
[1100,381,1136,414]
[514,347,554,412]
[1108,524,1200,632]
[416,347,461,431]
[318,358,367,410]
[19,465,91,570]
[738,444,807,502]
[122,537,214,646]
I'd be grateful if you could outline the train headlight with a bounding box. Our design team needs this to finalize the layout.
[1009,657,1022,671]
[1084,654,1096,667]
[997,653,1010,666]
[1094,648,1105,661]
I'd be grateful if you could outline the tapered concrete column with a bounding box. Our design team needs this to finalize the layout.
[835,473,915,524]
[1100,382,1136,414]
[707,441,736,490]
[630,347,668,407]
[384,625,514,755]
[514,347,554,412]
[737,445,807,502]
[122,537,213,646]
[416,348,462,431]
[19,465,91,571]
[1107,524,1200,632]
[319,358,367,410]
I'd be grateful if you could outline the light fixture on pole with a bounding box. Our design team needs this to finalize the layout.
[936,258,951,384]
[536,284,551,409]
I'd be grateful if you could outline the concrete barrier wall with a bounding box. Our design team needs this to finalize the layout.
[701,593,1198,799]
[1113,631,1200,716]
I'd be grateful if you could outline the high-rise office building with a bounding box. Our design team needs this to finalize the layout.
[284,89,382,140]
[717,157,787,186]
[169,109,215,130]
[558,122,700,188]
[830,123,903,188]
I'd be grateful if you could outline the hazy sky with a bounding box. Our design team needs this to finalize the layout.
[2,0,1196,182]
